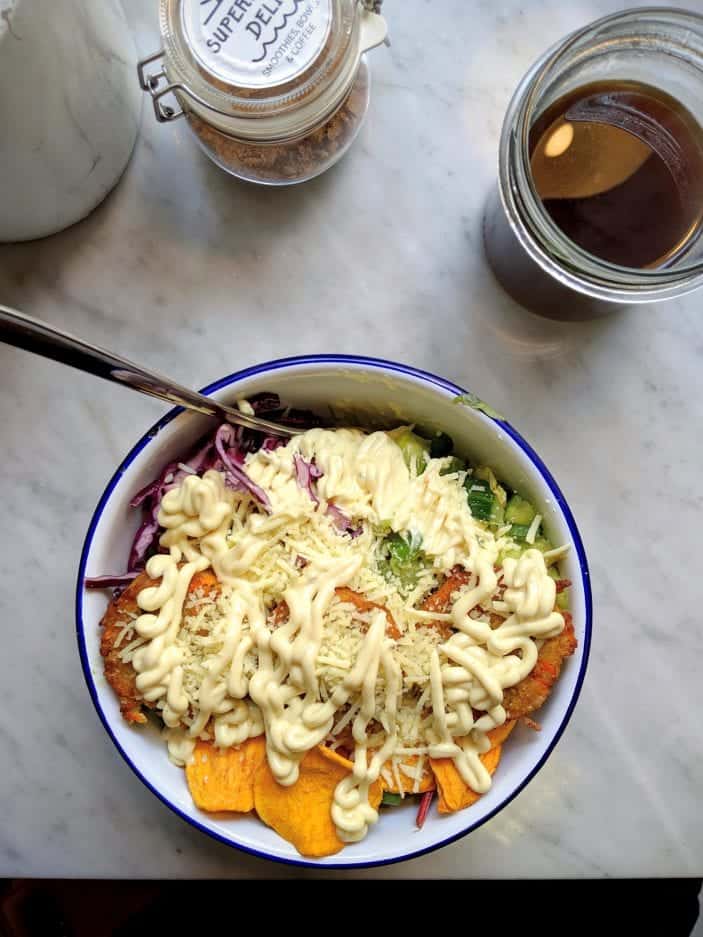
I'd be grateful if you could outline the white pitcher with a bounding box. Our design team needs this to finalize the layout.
[0,0,141,242]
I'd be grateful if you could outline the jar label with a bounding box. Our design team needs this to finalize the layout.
[183,0,333,89]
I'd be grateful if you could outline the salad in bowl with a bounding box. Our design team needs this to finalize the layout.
[78,356,590,866]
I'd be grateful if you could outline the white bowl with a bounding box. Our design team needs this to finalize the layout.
[76,355,592,869]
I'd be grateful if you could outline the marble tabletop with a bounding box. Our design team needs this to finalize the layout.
[1,0,702,879]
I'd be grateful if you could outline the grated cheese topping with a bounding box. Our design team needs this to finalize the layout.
[525,513,543,545]
[125,425,566,844]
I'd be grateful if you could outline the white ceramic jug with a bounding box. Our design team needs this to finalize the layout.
[0,0,141,242]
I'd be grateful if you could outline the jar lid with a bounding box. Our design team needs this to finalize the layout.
[183,0,334,90]
[152,0,387,140]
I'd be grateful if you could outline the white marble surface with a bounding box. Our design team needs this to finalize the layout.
[1,0,702,879]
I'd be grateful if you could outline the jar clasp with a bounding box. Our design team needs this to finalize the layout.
[137,50,187,123]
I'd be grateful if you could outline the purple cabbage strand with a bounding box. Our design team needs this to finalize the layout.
[215,424,271,512]
[293,454,323,505]
[87,392,321,589]
[327,503,363,539]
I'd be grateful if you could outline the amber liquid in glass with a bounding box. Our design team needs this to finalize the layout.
[529,80,703,268]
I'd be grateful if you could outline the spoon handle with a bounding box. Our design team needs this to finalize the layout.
[0,304,298,436]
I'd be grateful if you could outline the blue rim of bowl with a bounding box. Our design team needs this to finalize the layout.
[76,353,592,870]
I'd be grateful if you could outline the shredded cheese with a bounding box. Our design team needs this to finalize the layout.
[122,425,568,846]
[525,513,543,545]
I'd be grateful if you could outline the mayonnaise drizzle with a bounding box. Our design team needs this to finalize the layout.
[127,428,566,844]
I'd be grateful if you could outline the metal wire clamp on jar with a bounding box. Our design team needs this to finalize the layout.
[138,0,387,185]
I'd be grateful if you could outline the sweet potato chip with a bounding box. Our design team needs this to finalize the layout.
[380,755,435,794]
[316,747,384,807]
[253,746,383,858]
[186,736,267,813]
[486,719,516,748]
[430,744,503,814]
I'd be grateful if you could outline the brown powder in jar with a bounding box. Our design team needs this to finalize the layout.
[186,67,369,183]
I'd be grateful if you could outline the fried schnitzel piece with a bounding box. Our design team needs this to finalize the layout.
[100,572,153,724]
[100,568,220,725]
[420,566,471,638]
[503,611,577,720]
[269,600,290,627]
[269,588,400,639]
[421,570,576,719]
[334,587,401,639]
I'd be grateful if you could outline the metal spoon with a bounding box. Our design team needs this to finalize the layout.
[0,304,301,436]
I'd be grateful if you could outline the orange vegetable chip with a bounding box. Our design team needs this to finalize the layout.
[427,721,515,812]
[186,736,267,813]
[253,746,383,858]
[486,719,516,748]
[380,755,435,794]
[430,744,503,814]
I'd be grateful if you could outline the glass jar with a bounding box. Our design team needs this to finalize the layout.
[138,0,387,185]
[483,8,703,320]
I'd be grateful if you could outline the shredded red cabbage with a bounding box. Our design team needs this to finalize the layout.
[262,436,285,452]
[327,502,363,539]
[215,424,271,511]
[293,454,322,505]
[248,391,281,413]
[126,421,273,573]
[291,456,362,538]
[416,790,434,829]
[130,435,217,509]
[128,514,162,572]
[251,395,323,431]
[86,393,324,589]
[129,461,178,509]
[126,445,215,570]
[237,394,321,452]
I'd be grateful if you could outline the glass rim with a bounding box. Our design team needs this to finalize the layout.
[500,6,703,301]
